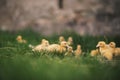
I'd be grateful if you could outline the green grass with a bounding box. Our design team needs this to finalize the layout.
[0,29,120,80]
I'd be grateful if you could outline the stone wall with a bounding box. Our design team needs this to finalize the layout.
[0,0,120,36]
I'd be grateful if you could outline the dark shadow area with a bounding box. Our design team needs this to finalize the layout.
[0,0,6,7]
[58,0,63,9]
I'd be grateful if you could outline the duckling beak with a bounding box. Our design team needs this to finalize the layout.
[96,45,99,48]
[66,45,69,48]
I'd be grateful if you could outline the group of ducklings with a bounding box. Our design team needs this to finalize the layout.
[16,35,82,57]
[90,41,120,61]
[16,35,120,60]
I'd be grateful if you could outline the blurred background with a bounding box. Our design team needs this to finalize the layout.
[0,0,120,36]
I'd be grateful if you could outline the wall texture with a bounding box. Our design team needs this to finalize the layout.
[0,0,120,36]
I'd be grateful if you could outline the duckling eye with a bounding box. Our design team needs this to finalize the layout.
[112,43,114,45]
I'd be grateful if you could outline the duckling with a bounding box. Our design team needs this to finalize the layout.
[109,42,116,48]
[96,41,108,54]
[16,35,27,43]
[57,41,68,53]
[41,39,47,44]
[67,37,73,46]
[65,46,73,57]
[59,36,65,43]
[114,48,120,56]
[47,41,68,53]
[96,41,114,60]
[47,44,59,52]
[33,39,49,51]
[90,49,99,56]
[74,45,82,57]
[109,42,120,56]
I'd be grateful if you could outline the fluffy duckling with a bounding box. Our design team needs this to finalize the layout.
[74,45,82,57]
[47,44,59,52]
[29,39,47,49]
[16,35,27,43]
[114,48,120,56]
[56,41,68,53]
[90,49,99,56]
[47,41,68,53]
[65,46,73,57]
[59,36,65,43]
[96,41,114,60]
[67,37,73,46]
[96,41,109,54]
[109,42,120,56]
[33,39,49,51]
[109,42,116,48]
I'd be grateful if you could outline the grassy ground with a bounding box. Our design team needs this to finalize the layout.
[0,29,120,80]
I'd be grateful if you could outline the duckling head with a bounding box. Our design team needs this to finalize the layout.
[60,41,68,47]
[96,41,106,48]
[43,40,49,46]
[16,35,22,41]
[77,45,81,49]
[67,46,73,53]
[41,39,47,44]
[68,37,73,42]
[59,36,65,42]
[109,42,116,48]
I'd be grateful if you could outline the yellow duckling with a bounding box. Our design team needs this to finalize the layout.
[109,42,116,48]
[57,41,68,53]
[74,45,82,57]
[67,37,73,46]
[65,46,73,57]
[16,35,27,43]
[59,36,65,43]
[109,42,120,57]
[33,39,49,51]
[114,48,120,56]
[96,41,114,60]
[47,41,68,53]
[47,44,59,52]
[90,49,99,56]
